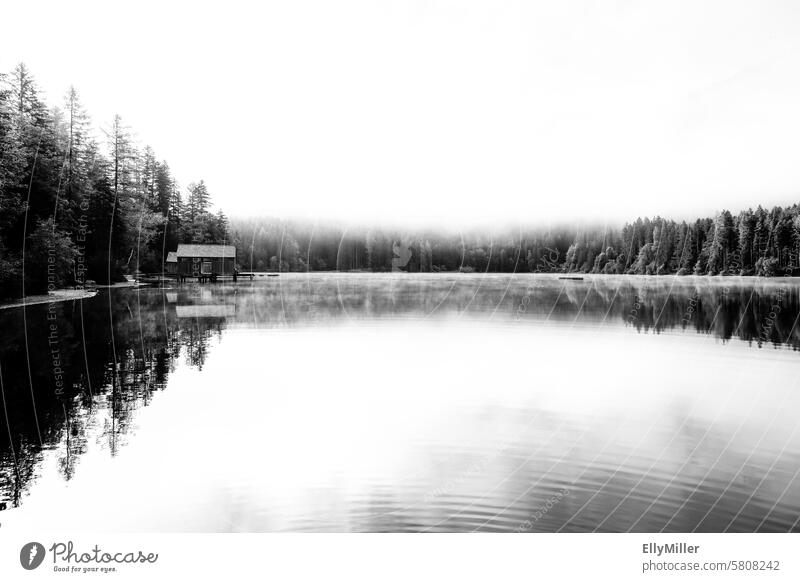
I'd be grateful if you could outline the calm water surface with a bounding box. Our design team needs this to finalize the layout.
[1,273,799,532]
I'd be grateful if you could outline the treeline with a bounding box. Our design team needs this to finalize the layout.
[4,65,800,292]
[560,209,800,277]
[0,63,229,298]
[230,207,800,276]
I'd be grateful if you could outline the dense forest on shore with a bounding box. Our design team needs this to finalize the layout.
[0,63,229,298]
[231,204,800,276]
[3,63,800,301]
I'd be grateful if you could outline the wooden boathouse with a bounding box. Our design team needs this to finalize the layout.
[175,244,237,282]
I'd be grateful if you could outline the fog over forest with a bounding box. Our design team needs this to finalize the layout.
[2,63,799,301]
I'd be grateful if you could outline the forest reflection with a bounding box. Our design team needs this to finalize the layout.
[232,274,800,349]
[1,273,799,513]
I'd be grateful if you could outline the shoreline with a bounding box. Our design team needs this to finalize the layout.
[2,272,798,309]
[0,289,99,310]
[0,280,155,310]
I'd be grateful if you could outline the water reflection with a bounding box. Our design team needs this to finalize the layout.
[171,273,800,349]
[0,288,222,509]
[1,273,799,532]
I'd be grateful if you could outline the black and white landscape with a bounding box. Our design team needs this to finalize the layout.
[1,1,800,534]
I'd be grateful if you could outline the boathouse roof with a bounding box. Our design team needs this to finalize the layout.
[175,244,237,259]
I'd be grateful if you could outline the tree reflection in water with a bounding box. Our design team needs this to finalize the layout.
[1,273,799,513]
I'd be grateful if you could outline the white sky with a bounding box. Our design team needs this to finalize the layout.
[2,0,800,228]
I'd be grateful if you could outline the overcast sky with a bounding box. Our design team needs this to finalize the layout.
[2,0,800,228]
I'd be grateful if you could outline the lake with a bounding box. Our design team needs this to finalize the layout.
[1,273,799,532]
